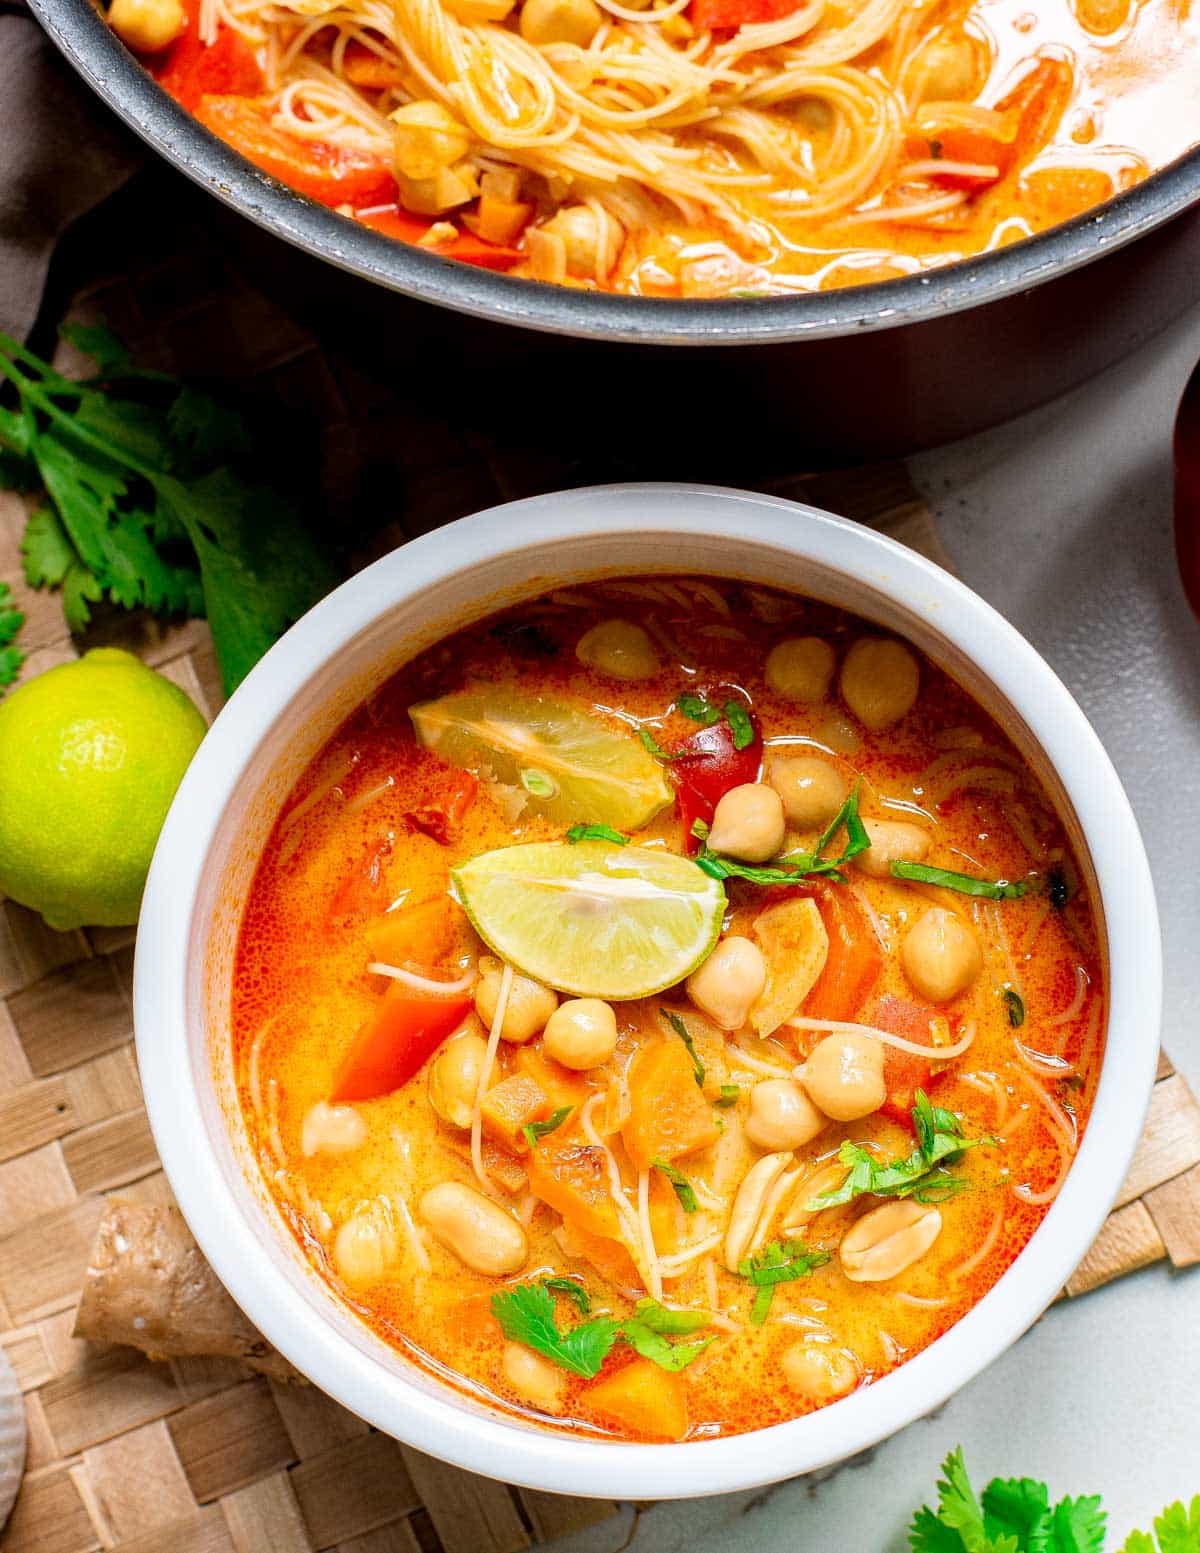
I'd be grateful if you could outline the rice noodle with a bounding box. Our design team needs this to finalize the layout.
[579,1093,646,1258]
[730,1039,795,1077]
[895,1291,949,1308]
[392,1189,432,1272]
[848,880,890,952]
[368,963,476,995]
[658,1231,725,1271]
[470,962,512,1193]
[344,775,396,815]
[1048,965,1090,1026]
[636,1168,663,1301]
[1013,1038,1073,1077]
[786,1014,976,1061]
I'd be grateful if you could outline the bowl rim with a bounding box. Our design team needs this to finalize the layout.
[134,483,1162,1498]
[28,0,1200,347]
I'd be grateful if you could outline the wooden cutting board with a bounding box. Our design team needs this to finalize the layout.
[0,177,1198,1553]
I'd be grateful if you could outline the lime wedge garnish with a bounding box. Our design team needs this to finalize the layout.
[410,689,672,832]
[452,841,726,999]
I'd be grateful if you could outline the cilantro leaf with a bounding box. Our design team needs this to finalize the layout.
[619,1319,714,1371]
[1051,1496,1106,1553]
[61,564,105,633]
[565,823,629,845]
[490,1284,620,1378]
[908,1451,1113,1553]
[810,1092,992,1210]
[661,1008,704,1087]
[541,1276,591,1315]
[677,692,721,726]
[724,699,754,750]
[0,582,24,690]
[652,1157,698,1212]
[736,1239,830,1325]
[21,508,76,589]
[910,1504,973,1553]
[981,1478,1052,1549]
[1122,1499,1200,1553]
[59,320,130,376]
[631,1299,710,1335]
[522,1105,573,1147]
[891,861,1028,900]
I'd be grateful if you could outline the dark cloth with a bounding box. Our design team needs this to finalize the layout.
[0,9,142,337]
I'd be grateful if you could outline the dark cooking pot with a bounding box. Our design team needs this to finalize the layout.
[29,0,1200,462]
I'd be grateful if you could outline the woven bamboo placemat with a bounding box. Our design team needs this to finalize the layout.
[1,187,1198,1553]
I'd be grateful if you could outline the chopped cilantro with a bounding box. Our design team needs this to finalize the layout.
[698,782,869,886]
[541,1276,591,1315]
[891,861,1028,900]
[724,699,754,750]
[652,1157,698,1213]
[661,1008,705,1087]
[677,692,721,726]
[736,1240,831,1325]
[809,1091,994,1210]
[0,582,25,692]
[521,1105,573,1147]
[1005,988,1026,1027]
[491,1284,713,1377]
[638,726,686,760]
[565,823,629,845]
[715,1083,740,1108]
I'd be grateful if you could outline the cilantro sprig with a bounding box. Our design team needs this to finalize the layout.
[809,1092,994,1210]
[0,582,24,694]
[696,783,870,887]
[661,1008,705,1088]
[521,1105,572,1147]
[0,325,336,694]
[908,1447,1199,1553]
[891,860,1029,900]
[736,1239,831,1324]
[490,1285,714,1377]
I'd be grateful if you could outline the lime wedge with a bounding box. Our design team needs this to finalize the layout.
[411,689,671,832]
[453,841,726,999]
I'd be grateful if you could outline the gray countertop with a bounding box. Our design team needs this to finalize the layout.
[553,305,1200,1553]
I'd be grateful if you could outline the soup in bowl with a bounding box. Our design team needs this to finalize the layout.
[135,486,1159,1494]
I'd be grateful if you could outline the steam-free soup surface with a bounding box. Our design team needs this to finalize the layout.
[232,577,1103,1442]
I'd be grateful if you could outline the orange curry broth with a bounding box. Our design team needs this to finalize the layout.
[230,577,1104,1442]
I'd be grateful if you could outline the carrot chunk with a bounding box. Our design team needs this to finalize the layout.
[364,898,456,966]
[527,1137,623,1239]
[588,1359,689,1441]
[622,1038,720,1172]
[513,1044,594,1111]
[480,1073,551,1152]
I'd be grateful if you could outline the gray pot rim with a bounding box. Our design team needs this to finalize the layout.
[31,0,1200,347]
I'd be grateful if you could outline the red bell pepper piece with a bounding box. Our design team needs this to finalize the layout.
[355,206,524,272]
[669,689,762,849]
[1174,358,1200,620]
[154,0,264,110]
[800,881,884,1022]
[867,993,955,1126]
[691,0,804,31]
[194,96,398,209]
[331,983,472,1102]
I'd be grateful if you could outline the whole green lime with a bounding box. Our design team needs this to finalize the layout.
[0,648,206,930]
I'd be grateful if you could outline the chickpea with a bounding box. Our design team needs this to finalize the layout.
[543,998,618,1069]
[918,35,980,101]
[745,1078,827,1151]
[840,638,919,730]
[707,782,785,863]
[391,101,471,181]
[428,1032,489,1128]
[855,817,931,879]
[475,965,557,1044]
[542,205,620,280]
[686,936,767,1031]
[902,907,983,1003]
[107,0,185,50]
[502,1341,568,1412]
[799,1032,886,1122]
[420,1182,528,1276]
[840,1199,942,1282]
[574,619,659,681]
[333,1200,399,1287]
[768,756,846,829]
[519,0,602,45]
[301,1101,367,1158]
[781,1340,859,1402]
[765,637,836,702]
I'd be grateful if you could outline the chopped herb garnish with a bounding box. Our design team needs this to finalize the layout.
[1005,988,1026,1027]
[661,1008,705,1088]
[715,1083,740,1108]
[691,817,710,841]
[809,1090,994,1210]
[522,1105,573,1147]
[490,1284,620,1377]
[724,700,754,751]
[1046,866,1073,908]
[907,1447,1114,1553]
[653,1157,699,1213]
[678,692,721,726]
[490,1284,713,1376]
[638,727,686,760]
[0,582,25,693]
[541,1276,591,1315]
[698,782,869,886]
[890,861,1028,900]
[565,823,629,846]
[736,1240,831,1325]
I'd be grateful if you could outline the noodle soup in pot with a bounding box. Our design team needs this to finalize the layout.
[233,576,1103,1443]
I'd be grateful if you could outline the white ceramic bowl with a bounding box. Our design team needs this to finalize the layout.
[134,484,1161,1499]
